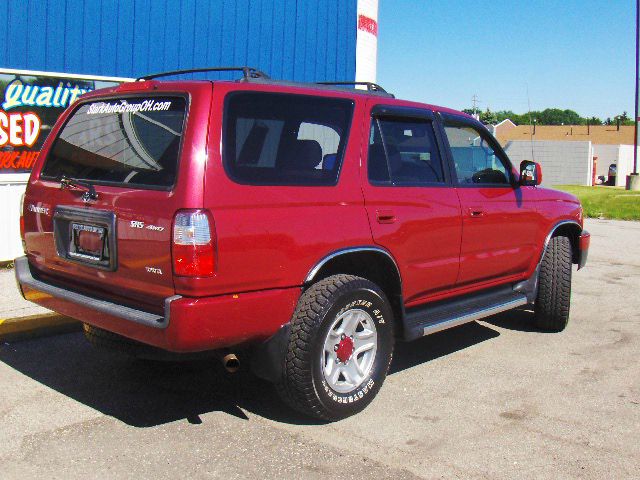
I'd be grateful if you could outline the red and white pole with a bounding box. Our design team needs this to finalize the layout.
[355,0,379,85]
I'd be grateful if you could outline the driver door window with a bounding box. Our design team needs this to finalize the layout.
[443,124,510,185]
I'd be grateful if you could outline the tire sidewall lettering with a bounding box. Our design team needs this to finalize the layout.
[312,287,393,411]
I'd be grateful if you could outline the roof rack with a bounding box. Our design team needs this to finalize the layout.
[136,67,270,81]
[316,81,390,94]
[134,68,393,97]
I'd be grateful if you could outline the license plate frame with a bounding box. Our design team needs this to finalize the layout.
[53,206,117,271]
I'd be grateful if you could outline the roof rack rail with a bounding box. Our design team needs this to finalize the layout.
[316,81,390,94]
[136,67,270,81]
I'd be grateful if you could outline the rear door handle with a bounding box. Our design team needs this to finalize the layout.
[376,209,396,224]
[468,208,485,218]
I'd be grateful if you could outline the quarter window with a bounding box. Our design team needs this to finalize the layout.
[443,123,511,185]
[224,92,354,186]
[368,117,445,185]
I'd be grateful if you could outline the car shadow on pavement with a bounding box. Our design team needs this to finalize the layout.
[0,331,330,427]
[390,321,499,374]
[0,318,515,428]
[482,307,547,333]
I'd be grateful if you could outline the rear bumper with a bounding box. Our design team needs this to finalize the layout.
[578,230,590,269]
[15,256,300,352]
[15,256,178,328]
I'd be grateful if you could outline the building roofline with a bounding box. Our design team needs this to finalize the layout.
[494,118,517,127]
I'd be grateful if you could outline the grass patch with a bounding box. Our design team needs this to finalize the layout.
[553,185,640,220]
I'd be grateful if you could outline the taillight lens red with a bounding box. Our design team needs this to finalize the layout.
[172,210,215,277]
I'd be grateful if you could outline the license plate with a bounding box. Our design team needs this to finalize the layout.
[69,223,106,261]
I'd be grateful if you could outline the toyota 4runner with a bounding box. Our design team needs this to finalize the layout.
[16,67,590,420]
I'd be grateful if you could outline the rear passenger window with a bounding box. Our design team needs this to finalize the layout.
[368,117,445,185]
[224,92,354,186]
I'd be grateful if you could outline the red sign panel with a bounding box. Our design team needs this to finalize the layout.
[358,15,378,37]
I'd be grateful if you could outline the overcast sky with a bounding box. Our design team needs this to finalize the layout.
[377,0,635,120]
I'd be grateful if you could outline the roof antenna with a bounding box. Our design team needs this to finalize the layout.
[526,84,535,162]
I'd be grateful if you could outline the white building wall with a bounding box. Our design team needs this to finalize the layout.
[617,145,635,187]
[504,140,593,186]
[0,173,28,262]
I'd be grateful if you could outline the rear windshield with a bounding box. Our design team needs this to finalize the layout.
[224,92,354,186]
[41,96,187,188]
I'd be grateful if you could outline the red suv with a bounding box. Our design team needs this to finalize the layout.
[16,67,590,420]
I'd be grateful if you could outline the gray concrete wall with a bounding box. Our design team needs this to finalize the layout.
[592,144,619,177]
[504,140,593,186]
[591,144,635,186]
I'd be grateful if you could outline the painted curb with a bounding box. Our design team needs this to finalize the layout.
[0,313,81,342]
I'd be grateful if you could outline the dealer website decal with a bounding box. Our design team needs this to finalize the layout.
[0,72,121,174]
[87,99,172,115]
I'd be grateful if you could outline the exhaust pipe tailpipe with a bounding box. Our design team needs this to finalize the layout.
[222,353,240,373]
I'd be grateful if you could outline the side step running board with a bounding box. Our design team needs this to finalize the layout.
[403,287,528,341]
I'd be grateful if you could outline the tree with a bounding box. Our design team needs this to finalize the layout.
[534,108,582,125]
[613,112,634,126]
[480,108,497,125]
[461,106,622,126]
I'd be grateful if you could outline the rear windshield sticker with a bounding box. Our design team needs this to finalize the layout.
[87,99,172,115]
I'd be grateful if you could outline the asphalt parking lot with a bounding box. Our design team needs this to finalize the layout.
[0,218,638,479]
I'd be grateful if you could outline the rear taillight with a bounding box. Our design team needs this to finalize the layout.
[19,192,25,250]
[172,210,216,277]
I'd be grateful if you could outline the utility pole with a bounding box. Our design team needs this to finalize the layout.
[629,0,640,189]
[471,94,480,119]
[635,0,639,176]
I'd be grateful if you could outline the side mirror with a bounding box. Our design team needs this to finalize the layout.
[520,160,542,186]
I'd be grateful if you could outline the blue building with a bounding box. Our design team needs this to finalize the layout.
[0,0,379,260]
[0,0,360,82]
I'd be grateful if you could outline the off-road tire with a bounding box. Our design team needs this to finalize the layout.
[276,274,394,421]
[83,323,166,359]
[534,235,572,331]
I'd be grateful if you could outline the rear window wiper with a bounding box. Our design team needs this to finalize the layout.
[60,175,98,200]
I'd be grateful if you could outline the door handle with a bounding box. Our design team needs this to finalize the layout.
[376,209,396,224]
[468,208,485,218]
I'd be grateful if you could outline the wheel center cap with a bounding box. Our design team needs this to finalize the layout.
[335,336,355,363]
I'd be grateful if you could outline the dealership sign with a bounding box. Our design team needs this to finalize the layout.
[0,71,123,173]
